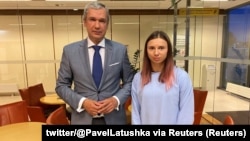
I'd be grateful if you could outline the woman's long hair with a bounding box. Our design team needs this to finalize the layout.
[141,30,175,89]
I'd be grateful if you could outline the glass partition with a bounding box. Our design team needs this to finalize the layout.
[53,15,83,80]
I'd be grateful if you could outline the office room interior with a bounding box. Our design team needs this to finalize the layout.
[0,0,249,124]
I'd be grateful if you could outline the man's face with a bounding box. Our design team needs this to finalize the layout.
[84,8,108,44]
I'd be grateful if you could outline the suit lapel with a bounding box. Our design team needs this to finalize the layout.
[79,39,96,87]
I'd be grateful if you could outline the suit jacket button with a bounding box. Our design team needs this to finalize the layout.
[98,91,100,93]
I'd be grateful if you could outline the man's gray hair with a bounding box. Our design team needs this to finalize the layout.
[83,1,110,24]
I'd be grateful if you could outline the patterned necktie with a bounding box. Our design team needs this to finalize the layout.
[92,46,103,88]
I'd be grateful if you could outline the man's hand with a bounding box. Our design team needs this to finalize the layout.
[82,99,102,116]
[97,97,118,114]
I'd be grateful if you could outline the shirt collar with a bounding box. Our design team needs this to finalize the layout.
[87,38,105,48]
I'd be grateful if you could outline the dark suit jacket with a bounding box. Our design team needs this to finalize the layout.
[55,38,133,125]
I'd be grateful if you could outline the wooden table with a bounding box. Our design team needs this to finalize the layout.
[126,104,132,125]
[128,104,131,112]
[40,93,65,105]
[0,122,44,141]
[40,94,70,115]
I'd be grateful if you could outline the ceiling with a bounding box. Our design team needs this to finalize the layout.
[0,0,249,10]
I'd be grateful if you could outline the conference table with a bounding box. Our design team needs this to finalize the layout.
[0,122,44,141]
[40,93,71,115]
[40,93,65,105]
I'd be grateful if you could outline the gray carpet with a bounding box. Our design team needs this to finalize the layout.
[207,111,250,125]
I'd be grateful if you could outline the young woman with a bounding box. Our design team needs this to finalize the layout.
[131,30,194,124]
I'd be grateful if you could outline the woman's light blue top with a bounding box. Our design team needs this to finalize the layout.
[131,67,194,125]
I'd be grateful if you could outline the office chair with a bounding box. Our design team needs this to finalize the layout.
[0,100,29,126]
[46,106,70,125]
[28,83,60,117]
[223,115,234,125]
[193,89,208,125]
[19,87,47,122]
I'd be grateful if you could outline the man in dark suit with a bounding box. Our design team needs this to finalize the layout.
[55,1,133,125]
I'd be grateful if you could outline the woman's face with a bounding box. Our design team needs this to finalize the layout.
[147,38,168,69]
